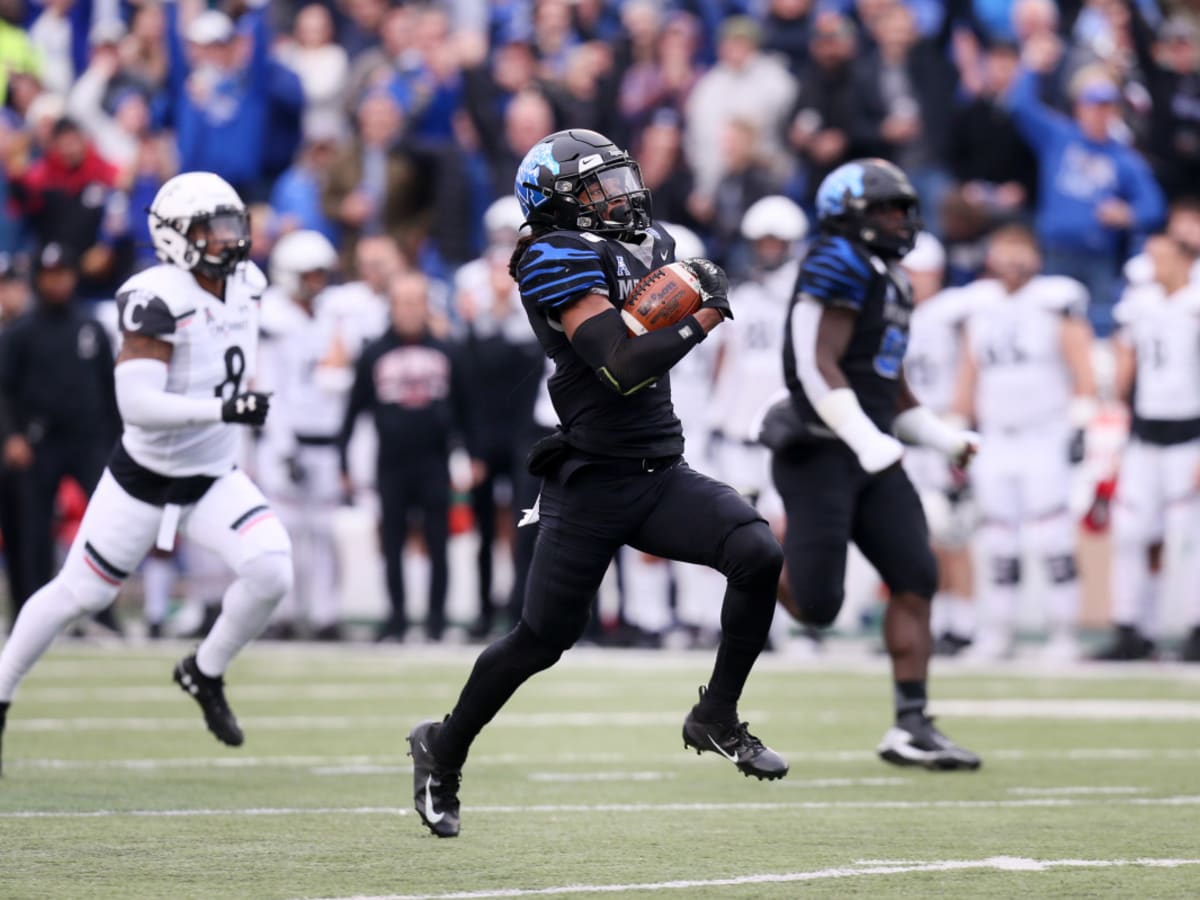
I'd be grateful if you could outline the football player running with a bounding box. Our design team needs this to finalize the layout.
[407,129,788,838]
[769,159,982,770]
[0,173,292,774]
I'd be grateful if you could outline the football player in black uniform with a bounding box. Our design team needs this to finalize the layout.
[407,129,788,837]
[769,159,983,770]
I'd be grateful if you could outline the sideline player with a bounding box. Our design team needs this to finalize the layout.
[1097,234,1200,661]
[770,159,982,770]
[407,129,788,838]
[954,225,1096,661]
[0,172,292,774]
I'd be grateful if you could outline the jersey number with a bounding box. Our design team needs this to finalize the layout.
[213,346,246,401]
[873,325,907,380]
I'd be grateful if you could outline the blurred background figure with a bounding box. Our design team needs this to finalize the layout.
[340,272,474,643]
[954,226,1096,661]
[258,230,347,641]
[1097,234,1200,662]
[453,196,541,639]
[899,233,976,656]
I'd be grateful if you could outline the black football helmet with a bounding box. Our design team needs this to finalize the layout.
[514,129,652,235]
[815,158,922,258]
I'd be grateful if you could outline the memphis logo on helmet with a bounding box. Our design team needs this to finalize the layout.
[816,163,866,218]
[516,143,561,214]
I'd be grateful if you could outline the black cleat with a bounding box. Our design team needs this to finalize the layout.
[933,632,972,657]
[878,714,981,771]
[0,701,8,777]
[407,719,461,837]
[1092,624,1156,661]
[172,655,244,747]
[682,689,788,781]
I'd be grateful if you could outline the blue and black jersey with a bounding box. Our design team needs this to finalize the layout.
[783,234,915,434]
[515,224,683,458]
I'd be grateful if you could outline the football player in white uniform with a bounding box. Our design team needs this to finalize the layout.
[900,233,976,655]
[1097,235,1200,661]
[257,230,347,640]
[954,225,1097,660]
[0,173,292,772]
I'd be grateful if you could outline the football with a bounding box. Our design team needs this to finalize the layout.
[620,261,703,335]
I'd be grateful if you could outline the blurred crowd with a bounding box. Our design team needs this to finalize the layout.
[1,0,1200,654]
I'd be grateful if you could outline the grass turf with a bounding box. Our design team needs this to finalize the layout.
[1,642,1199,899]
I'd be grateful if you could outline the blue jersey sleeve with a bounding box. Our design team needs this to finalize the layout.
[517,233,609,311]
[796,236,873,311]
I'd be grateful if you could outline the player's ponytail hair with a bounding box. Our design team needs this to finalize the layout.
[508,225,549,281]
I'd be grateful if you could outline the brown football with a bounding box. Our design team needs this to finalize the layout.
[620,261,703,335]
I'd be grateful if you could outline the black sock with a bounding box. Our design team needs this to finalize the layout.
[698,633,762,723]
[433,622,563,769]
[894,680,927,722]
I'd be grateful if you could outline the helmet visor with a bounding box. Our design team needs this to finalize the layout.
[195,210,250,245]
[578,164,645,205]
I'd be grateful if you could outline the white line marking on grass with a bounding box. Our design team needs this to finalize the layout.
[8,796,1200,820]
[776,777,910,789]
[1009,786,1147,796]
[528,771,674,783]
[18,684,454,703]
[10,710,767,732]
[934,699,1200,720]
[12,747,1200,773]
[299,858,1200,900]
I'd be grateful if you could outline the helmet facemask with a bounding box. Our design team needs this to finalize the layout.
[858,197,922,258]
[151,205,251,280]
[572,162,652,235]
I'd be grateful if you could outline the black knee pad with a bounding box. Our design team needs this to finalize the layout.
[720,521,784,590]
[785,546,845,628]
[513,618,571,665]
[1046,554,1077,584]
[990,557,1021,586]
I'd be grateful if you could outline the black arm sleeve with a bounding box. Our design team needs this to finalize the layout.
[569,308,706,396]
[338,349,376,473]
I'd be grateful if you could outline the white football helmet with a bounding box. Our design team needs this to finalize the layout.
[270,229,339,299]
[483,196,526,236]
[659,222,705,261]
[740,195,809,243]
[148,171,249,279]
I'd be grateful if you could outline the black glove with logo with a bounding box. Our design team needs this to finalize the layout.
[221,391,271,426]
[681,258,733,320]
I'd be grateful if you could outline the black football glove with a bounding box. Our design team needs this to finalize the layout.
[221,391,271,426]
[681,258,733,320]
[284,454,307,486]
[1068,428,1086,465]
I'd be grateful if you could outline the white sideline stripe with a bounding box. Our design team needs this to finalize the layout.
[1009,786,1147,796]
[18,684,456,703]
[5,796,1200,820]
[10,710,765,732]
[12,747,1200,772]
[934,699,1200,721]
[777,777,910,789]
[528,772,674,783]
[301,858,1200,900]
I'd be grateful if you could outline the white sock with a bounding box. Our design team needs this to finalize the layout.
[1045,565,1080,636]
[946,593,975,638]
[1142,571,1162,639]
[1110,541,1150,630]
[142,556,176,627]
[930,591,951,636]
[0,580,85,701]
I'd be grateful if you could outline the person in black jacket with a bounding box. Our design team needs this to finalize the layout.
[0,244,120,615]
[340,271,474,643]
[0,254,31,622]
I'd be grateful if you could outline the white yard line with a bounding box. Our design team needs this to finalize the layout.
[4,796,1200,820]
[527,771,675,783]
[933,699,1200,720]
[297,858,1200,900]
[10,747,1200,773]
[1008,786,1147,796]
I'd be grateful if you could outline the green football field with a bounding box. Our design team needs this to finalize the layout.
[2,642,1199,900]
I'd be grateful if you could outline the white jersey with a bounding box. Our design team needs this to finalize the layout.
[904,287,970,414]
[257,286,355,441]
[709,260,797,442]
[318,281,390,354]
[962,275,1086,432]
[115,261,266,477]
[1114,282,1200,421]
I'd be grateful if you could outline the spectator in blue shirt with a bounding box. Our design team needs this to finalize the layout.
[1006,62,1165,336]
[270,129,342,244]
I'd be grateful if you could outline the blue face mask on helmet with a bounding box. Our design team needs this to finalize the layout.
[815,159,922,258]
[515,129,653,235]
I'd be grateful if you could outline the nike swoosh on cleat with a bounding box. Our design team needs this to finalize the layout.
[424,775,445,824]
[708,735,738,763]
